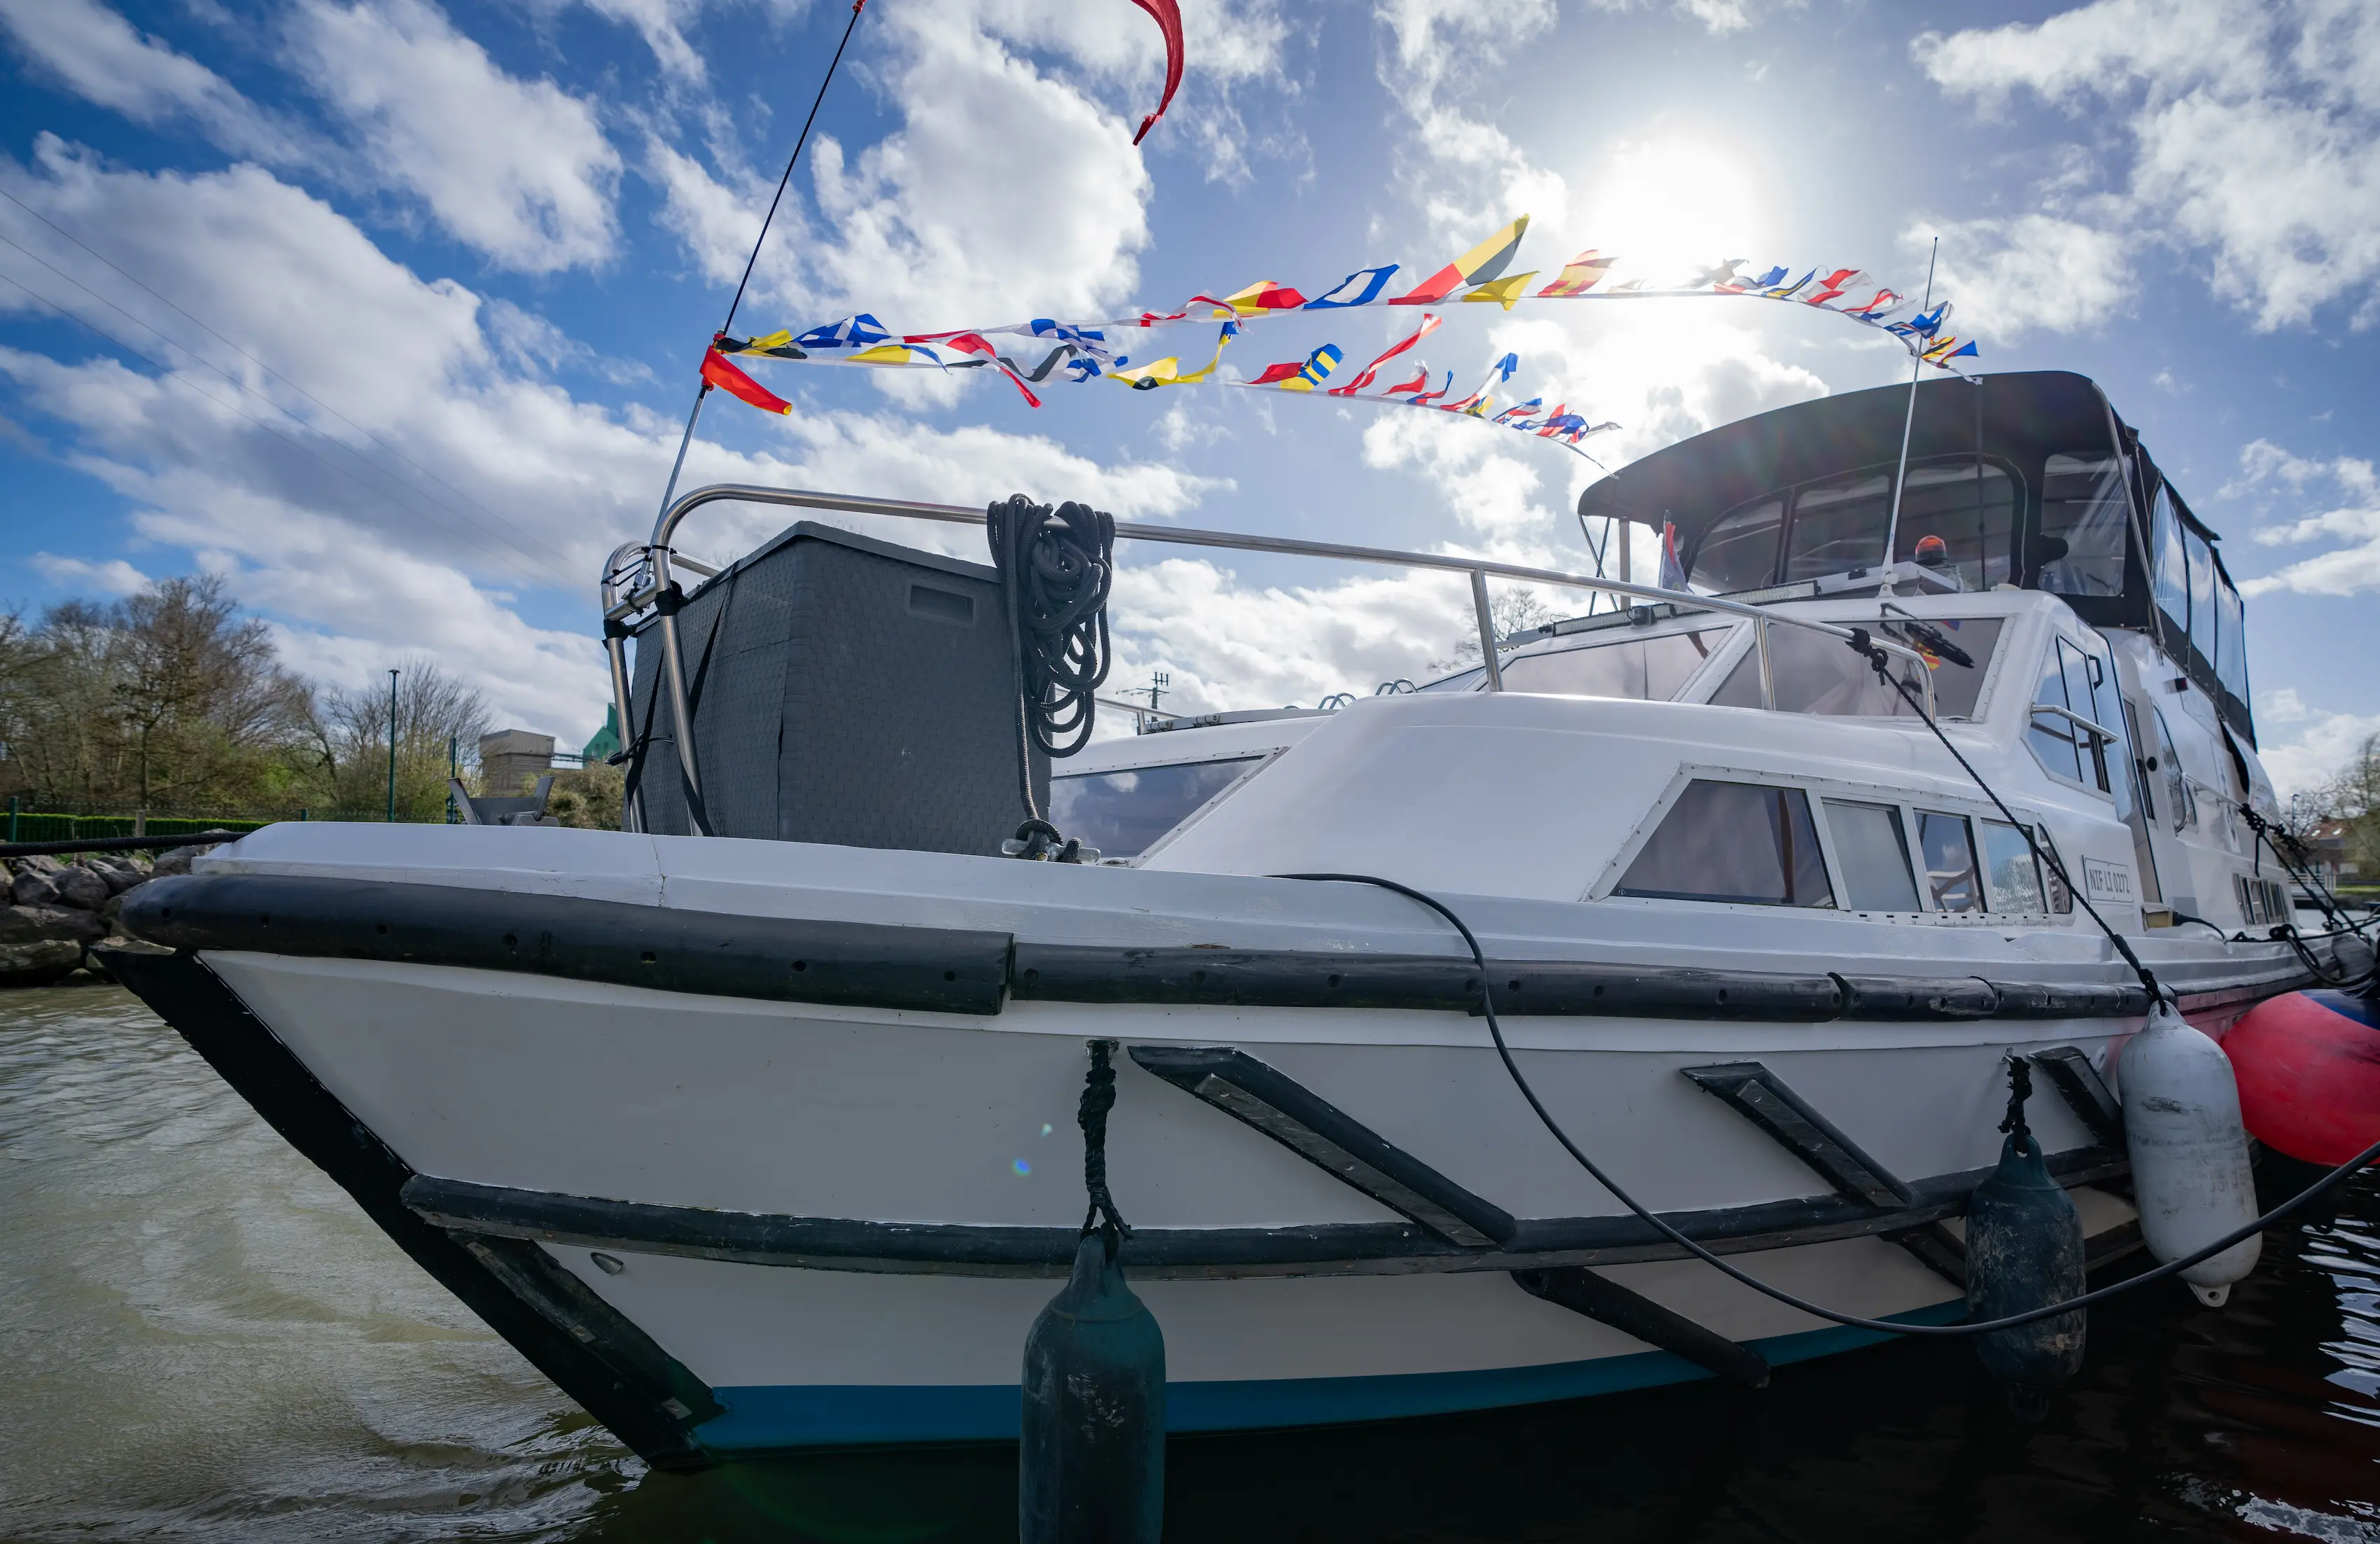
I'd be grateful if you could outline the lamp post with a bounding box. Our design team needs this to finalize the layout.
[386,669,400,823]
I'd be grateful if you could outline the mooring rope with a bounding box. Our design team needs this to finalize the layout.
[1077,1039,1131,1253]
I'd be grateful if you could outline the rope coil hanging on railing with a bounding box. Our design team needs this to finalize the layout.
[986,495,1116,826]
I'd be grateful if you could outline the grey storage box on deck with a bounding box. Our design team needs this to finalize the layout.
[626,520,1045,852]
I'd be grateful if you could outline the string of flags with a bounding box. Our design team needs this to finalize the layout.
[699,212,1979,457]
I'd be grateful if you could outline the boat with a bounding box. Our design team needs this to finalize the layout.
[102,368,2358,1469]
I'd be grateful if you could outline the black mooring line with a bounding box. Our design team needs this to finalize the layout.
[1128,1044,1518,1248]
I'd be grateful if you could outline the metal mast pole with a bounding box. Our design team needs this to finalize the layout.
[1880,236,1939,595]
[384,669,400,822]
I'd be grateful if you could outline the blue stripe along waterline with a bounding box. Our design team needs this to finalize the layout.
[690,1300,1969,1452]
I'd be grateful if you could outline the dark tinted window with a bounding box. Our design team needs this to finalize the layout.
[2186,529,2218,671]
[1047,758,1260,858]
[1709,617,2002,718]
[1616,780,1834,907]
[1690,500,1783,594]
[1498,627,1731,699]
[2216,573,2248,704]
[2151,485,2189,640]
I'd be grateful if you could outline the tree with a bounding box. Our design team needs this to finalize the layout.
[1427,587,1563,675]
[302,660,491,820]
[0,576,308,810]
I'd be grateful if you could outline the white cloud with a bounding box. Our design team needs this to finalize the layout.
[2258,702,2380,800]
[0,0,303,161]
[29,553,150,594]
[574,0,706,83]
[1580,0,1795,35]
[0,141,1242,739]
[289,0,622,272]
[1918,0,2380,331]
[2228,438,2380,598]
[1904,214,2130,340]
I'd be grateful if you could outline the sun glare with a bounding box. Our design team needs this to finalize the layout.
[1575,139,1766,283]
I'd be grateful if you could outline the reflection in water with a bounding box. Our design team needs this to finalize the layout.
[4,985,2376,1542]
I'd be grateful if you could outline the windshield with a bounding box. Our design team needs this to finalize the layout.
[1046,757,1262,858]
[1707,615,2003,718]
[1497,627,1734,699]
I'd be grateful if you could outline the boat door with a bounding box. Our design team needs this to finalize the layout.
[2104,639,2197,917]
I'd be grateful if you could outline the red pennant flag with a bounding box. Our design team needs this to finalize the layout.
[702,346,791,415]
[1127,0,1184,145]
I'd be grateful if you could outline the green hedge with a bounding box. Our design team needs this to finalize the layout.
[1,812,278,846]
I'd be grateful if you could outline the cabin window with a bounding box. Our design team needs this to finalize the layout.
[2185,529,2218,673]
[2027,637,2111,793]
[1497,627,1732,699]
[1046,757,1263,859]
[2214,574,2248,704]
[1823,800,1920,911]
[1917,811,1983,912]
[2036,826,2076,914]
[1781,473,1893,582]
[1710,617,2002,718]
[1691,499,1784,594]
[2151,485,2190,644]
[1776,459,2015,592]
[1616,780,1835,907]
[2037,454,2132,597]
[1979,821,2047,912]
[2152,708,2194,833]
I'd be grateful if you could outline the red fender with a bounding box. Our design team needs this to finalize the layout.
[2223,989,2380,1166]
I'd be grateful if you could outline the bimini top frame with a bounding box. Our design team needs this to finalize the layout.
[600,484,1938,836]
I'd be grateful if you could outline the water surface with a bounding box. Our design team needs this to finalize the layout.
[3,984,2374,1540]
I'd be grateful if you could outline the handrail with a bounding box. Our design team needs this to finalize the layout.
[610,483,1945,834]
[2028,702,2119,746]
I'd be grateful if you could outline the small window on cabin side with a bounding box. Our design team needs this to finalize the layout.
[1917,811,1983,912]
[1979,821,2047,912]
[2152,708,2194,833]
[1496,627,1732,699]
[1616,780,1835,907]
[2036,826,2075,914]
[2186,529,2218,674]
[2028,637,2112,793]
[1823,800,1919,911]
[1046,758,1263,859]
[2151,485,2190,646]
[1709,617,2002,718]
[1690,499,1784,594]
[2215,573,2248,705]
[2038,454,2132,597]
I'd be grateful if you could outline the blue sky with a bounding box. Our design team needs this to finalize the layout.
[1,0,2375,791]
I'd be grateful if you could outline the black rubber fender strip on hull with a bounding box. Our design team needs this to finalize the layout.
[2031,1045,2125,1148]
[398,1148,2132,1281]
[121,873,1012,1015]
[97,945,724,1470]
[1511,1267,1771,1388]
[1126,1043,1519,1246]
[118,870,2272,1024]
[1679,1062,1918,1209]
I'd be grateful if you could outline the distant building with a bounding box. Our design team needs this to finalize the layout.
[582,705,622,765]
[2306,819,2362,889]
[479,729,555,798]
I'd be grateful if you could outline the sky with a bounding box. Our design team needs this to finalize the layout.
[1,0,2375,794]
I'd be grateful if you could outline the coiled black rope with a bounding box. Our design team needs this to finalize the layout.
[986,495,1116,823]
[1280,869,2380,1339]
[1077,1038,1130,1256]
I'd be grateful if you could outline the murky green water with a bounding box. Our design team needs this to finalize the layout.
[2,984,2374,1541]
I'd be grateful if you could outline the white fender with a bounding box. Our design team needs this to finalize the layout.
[2119,1001,2262,1306]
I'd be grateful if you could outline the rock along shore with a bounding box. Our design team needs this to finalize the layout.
[1,845,214,987]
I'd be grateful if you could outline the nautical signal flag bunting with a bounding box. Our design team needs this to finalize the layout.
[702,216,1981,461]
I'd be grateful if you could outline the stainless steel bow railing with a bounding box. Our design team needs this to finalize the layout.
[602,484,1941,836]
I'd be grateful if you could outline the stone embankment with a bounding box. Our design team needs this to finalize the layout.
[1,845,214,987]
